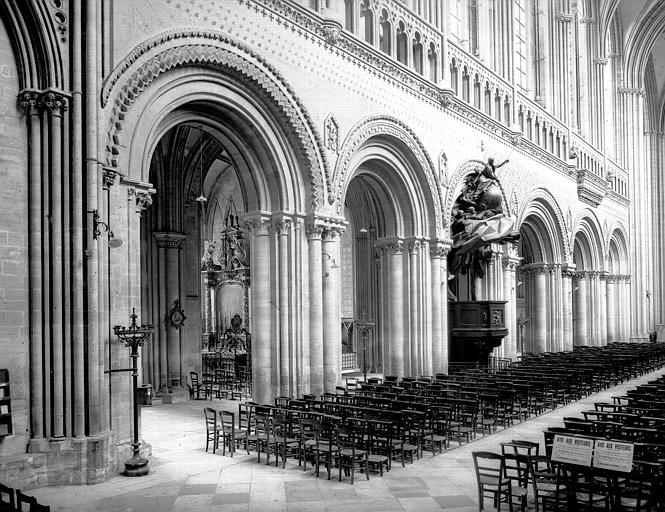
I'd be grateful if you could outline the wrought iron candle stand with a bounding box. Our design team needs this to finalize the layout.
[354,316,374,383]
[114,308,154,477]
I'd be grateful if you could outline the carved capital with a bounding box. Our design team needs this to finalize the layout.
[407,239,421,254]
[556,13,574,23]
[579,17,595,25]
[40,91,68,116]
[322,226,344,242]
[242,216,272,236]
[376,239,404,255]
[561,264,577,279]
[274,217,292,236]
[430,239,452,258]
[17,90,41,116]
[305,223,324,240]
[102,167,118,190]
[153,232,186,249]
[593,57,608,66]
[618,87,645,97]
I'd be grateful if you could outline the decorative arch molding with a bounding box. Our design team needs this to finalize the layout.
[102,29,328,211]
[516,188,570,263]
[0,0,65,90]
[572,209,605,270]
[331,115,443,236]
[444,159,511,220]
[623,0,665,88]
[606,221,630,263]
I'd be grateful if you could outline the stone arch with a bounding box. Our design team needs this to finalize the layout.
[606,222,629,274]
[102,29,328,211]
[517,188,569,263]
[332,116,443,238]
[572,210,605,270]
[0,0,65,90]
[623,0,665,88]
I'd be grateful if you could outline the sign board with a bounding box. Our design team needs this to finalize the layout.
[592,440,634,473]
[551,435,594,467]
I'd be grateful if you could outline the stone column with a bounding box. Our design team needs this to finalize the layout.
[381,240,405,376]
[561,265,576,351]
[307,222,324,395]
[407,240,420,376]
[619,88,650,340]
[244,216,272,405]
[19,92,45,439]
[574,272,589,346]
[153,232,186,388]
[599,272,608,345]
[41,92,68,438]
[531,265,548,353]
[606,275,617,343]
[501,244,520,360]
[322,226,343,392]
[546,264,561,352]
[587,271,599,346]
[275,218,292,396]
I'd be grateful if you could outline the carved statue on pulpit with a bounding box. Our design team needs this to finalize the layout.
[448,157,519,283]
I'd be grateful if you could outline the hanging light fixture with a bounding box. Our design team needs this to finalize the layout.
[195,125,207,206]
[358,176,369,235]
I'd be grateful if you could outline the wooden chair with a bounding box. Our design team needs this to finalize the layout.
[248,413,277,464]
[528,455,568,512]
[501,452,529,512]
[219,410,244,457]
[613,460,660,511]
[16,490,51,512]
[203,407,221,453]
[189,371,203,400]
[366,419,391,475]
[0,483,15,512]
[335,426,369,484]
[273,416,300,468]
[472,451,512,512]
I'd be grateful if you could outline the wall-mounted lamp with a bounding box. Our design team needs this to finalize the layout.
[89,209,123,248]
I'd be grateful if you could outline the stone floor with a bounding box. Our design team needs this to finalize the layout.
[26,366,665,512]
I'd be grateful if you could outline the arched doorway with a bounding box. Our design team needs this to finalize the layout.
[335,118,446,379]
[571,216,604,347]
[516,197,569,355]
[104,34,330,406]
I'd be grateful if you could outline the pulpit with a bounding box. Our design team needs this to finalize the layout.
[448,301,508,365]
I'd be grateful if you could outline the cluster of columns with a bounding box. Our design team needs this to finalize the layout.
[521,263,574,354]
[618,87,652,340]
[373,237,451,378]
[520,263,631,353]
[146,232,186,390]
[473,243,521,360]
[241,214,347,406]
[18,89,79,441]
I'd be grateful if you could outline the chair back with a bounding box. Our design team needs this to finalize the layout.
[16,490,51,512]
[219,410,235,434]
[204,407,218,433]
[0,482,15,511]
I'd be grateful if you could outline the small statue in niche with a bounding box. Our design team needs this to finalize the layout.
[224,229,246,270]
[201,240,221,271]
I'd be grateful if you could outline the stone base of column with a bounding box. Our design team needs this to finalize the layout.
[629,334,649,342]
[6,432,125,488]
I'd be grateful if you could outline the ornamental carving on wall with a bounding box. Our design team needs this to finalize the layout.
[102,30,329,212]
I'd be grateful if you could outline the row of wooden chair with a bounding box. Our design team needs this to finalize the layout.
[0,483,50,512]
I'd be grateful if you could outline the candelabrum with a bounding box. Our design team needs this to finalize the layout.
[114,308,154,477]
[354,318,374,383]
